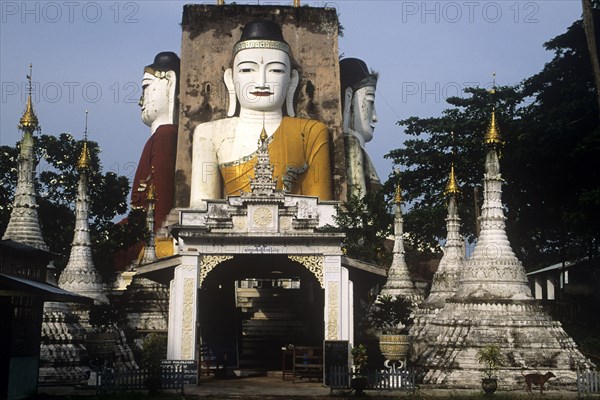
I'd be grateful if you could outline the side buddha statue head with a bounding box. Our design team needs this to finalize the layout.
[223,20,300,117]
[340,57,378,147]
[139,51,181,134]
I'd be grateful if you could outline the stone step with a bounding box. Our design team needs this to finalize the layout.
[236,288,302,298]
[241,319,306,328]
[249,311,301,319]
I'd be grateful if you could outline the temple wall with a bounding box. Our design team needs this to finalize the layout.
[175,5,346,207]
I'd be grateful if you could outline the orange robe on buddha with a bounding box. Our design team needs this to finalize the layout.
[219,117,333,200]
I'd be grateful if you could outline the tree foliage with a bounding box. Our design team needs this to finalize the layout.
[386,10,600,270]
[387,86,522,252]
[334,188,393,265]
[0,133,146,281]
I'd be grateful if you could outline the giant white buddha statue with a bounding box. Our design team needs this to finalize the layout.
[132,51,180,225]
[340,57,381,198]
[115,52,180,269]
[190,20,333,207]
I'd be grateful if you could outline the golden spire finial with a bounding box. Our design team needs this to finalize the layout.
[19,64,40,133]
[293,0,301,6]
[445,163,460,196]
[77,111,92,170]
[394,170,402,204]
[260,126,268,143]
[146,166,157,202]
[394,184,402,204]
[216,0,224,4]
[484,73,503,147]
[484,108,503,147]
[259,113,268,144]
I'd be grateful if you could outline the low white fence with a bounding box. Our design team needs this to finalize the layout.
[578,368,600,395]
[328,366,416,391]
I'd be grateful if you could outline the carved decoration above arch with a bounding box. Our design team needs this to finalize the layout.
[199,255,234,288]
[288,255,324,288]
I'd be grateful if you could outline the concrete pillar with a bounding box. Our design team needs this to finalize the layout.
[167,255,198,359]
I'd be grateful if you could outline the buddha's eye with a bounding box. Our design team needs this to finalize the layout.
[239,68,254,73]
[270,68,285,74]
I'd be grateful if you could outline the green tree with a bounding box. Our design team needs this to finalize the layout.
[387,10,600,269]
[518,9,600,264]
[0,133,147,281]
[0,146,18,230]
[334,188,393,265]
[386,85,523,252]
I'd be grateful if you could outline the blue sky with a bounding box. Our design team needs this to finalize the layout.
[0,1,583,193]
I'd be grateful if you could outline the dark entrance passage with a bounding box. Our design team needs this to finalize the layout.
[198,255,324,371]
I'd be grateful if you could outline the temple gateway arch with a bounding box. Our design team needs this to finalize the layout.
[139,193,352,365]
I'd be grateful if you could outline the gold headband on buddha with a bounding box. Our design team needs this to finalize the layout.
[144,67,169,78]
[233,40,290,56]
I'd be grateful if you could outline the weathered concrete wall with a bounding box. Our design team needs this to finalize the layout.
[175,5,346,207]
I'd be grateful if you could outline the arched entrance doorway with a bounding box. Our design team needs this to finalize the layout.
[199,255,324,370]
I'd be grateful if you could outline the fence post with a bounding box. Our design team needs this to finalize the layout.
[180,364,185,395]
[578,366,582,397]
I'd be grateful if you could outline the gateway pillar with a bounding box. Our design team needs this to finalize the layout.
[167,255,198,359]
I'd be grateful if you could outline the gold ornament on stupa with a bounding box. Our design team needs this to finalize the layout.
[394,182,402,204]
[146,166,157,202]
[77,111,92,170]
[484,73,503,147]
[259,126,268,143]
[484,109,503,147]
[19,64,40,133]
[444,163,460,196]
[146,181,157,202]
[77,142,91,170]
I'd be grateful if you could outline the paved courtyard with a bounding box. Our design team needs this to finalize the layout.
[36,372,600,399]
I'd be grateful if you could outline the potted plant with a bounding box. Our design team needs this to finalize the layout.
[350,344,369,395]
[141,333,167,394]
[476,344,504,395]
[369,295,414,361]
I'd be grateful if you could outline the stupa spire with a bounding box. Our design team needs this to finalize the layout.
[58,112,107,304]
[243,117,281,199]
[380,175,419,300]
[411,78,592,387]
[421,161,464,308]
[2,64,47,250]
[484,109,503,147]
[140,168,158,264]
[484,74,503,148]
[77,111,91,170]
[453,101,531,301]
[444,164,460,196]
[19,64,40,134]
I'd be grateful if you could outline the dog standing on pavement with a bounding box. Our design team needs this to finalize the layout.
[521,370,556,395]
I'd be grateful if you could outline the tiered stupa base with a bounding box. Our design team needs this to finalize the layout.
[39,300,138,386]
[414,299,593,390]
[115,274,169,352]
[39,302,89,386]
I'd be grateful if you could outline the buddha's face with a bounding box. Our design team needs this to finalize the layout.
[232,48,291,112]
[139,72,171,127]
[351,85,378,143]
